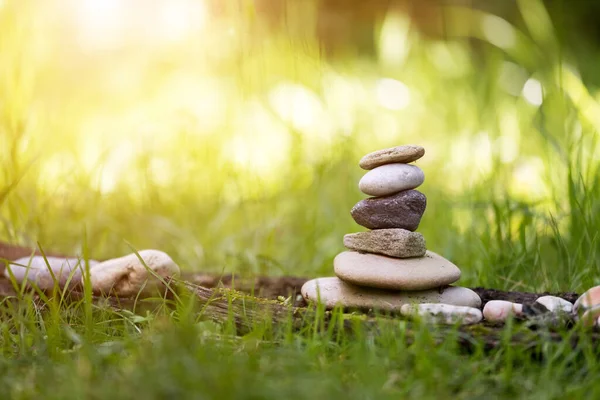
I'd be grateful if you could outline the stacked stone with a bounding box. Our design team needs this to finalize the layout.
[302,145,482,323]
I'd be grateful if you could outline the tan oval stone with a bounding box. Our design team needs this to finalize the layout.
[301,277,481,311]
[359,145,425,170]
[343,229,426,258]
[334,251,461,290]
[483,300,523,322]
[400,303,482,325]
[5,256,99,289]
[88,250,180,297]
[358,164,425,196]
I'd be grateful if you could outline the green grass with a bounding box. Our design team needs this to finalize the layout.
[1,0,600,398]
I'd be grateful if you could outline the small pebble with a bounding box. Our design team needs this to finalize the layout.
[400,303,482,325]
[358,164,425,196]
[483,300,523,322]
[534,296,573,313]
[359,145,425,170]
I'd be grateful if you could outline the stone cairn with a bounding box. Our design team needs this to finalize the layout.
[301,145,484,325]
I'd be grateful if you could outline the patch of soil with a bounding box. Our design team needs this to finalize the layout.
[472,287,580,306]
[0,241,582,306]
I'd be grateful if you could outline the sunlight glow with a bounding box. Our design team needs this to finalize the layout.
[498,62,528,96]
[75,0,126,49]
[428,42,470,77]
[158,0,206,42]
[74,0,206,49]
[511,157,548,197]
[228,101,291,175]
[522,78,543,106]
[378,11,411,66]
[376,78,411,110]
[497,112,520,164]
[481,15,516,49]
[268,83,324,131]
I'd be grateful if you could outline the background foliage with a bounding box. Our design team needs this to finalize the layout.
[1,0,599,292]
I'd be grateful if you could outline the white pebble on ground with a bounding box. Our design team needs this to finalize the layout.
[483,300,523,322]
[535,296,573,313]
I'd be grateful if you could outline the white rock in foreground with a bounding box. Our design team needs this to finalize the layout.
[358,164,425,197]
[482,300,523,322]
[88,250,180,297]
[5,256,99,289]
[535,296,573,313]
[301,277,481,311]
[400,303,482,325]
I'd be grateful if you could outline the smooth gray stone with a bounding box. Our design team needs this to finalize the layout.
[301,277,481,311]
[359,164,424,196]
[334,251,461,291]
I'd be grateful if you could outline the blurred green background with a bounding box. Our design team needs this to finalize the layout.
[1,0,598,292]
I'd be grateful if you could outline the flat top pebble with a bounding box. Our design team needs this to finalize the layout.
[359,145,425,170]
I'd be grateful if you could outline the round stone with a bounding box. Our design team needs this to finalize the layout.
[574,286,600,315]
[301,277,481,311]
[5,256,99,290]
[333,251,461,290]
[88,250,180,297]
[400,304,482,325]
[359,145,425,170]
[343,229,426,258]
[482,300,523,322]
[351,190,426,231]
[358,164,425,196]
[535,296,573,313]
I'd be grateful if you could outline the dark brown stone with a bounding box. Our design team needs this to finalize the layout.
[350,190,426,231]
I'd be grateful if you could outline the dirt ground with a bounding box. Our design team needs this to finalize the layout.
[0,241,580,306]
